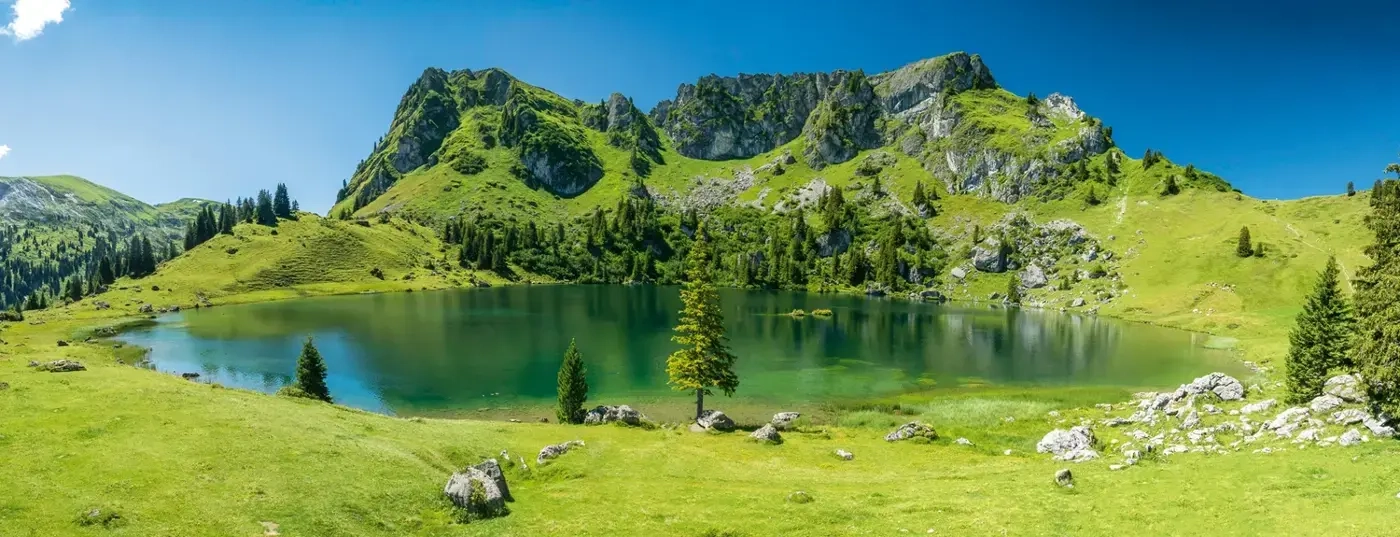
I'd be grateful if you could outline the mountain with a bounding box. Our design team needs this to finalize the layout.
[322,50,1370,348]
[0,175,215,307]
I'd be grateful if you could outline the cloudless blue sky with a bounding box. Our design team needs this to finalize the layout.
[0,0,1396,212]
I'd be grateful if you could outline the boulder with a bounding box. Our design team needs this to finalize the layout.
[1183,372,1245,401]
[138,304,154,313]
[1330,409,1367,425]
[56,340,69,347]
[1263,407,1310,431]
[472,459,513,502]
[1054,468,1073,488]
[950,266,968,280]
[971,240,1007,273]
[954,437,974,446]
[444,461,509,518]
[771,412,801,430]
[1339,428,1364,447]
[786,491,814,504]
[834,449,854,461]
[1240,399,1276,415]
[696,409,736,432]
[1323,373,1366,403]
[1037,426,1095,456]
[36,360,85,373]
[1070,298,1085,308]
[749,424,783,444]
[1364,416,1396,438]
[884,421,938,442]
[583,405,645,426]
[536,440,585,465]
[1020,264,1048,289]
[1179,410,1201,430]
[1308,394,1345,413]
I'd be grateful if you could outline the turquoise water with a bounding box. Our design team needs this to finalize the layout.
[118,285,1240,416]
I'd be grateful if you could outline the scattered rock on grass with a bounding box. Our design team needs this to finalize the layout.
[1323,373,1366,403]
[36,360,85,373]
[954,437,974,446]
[1240,399,1276,415]
[56,340,69,347]
[583,405,645,426]
[787,491,814,504]
[1309,394,1345,413]
[1331,409,1367,425]
[1054,469,1073,488]
[1339,429,1364,447]
[1364,417,1396,438]
[749,424,783,444]
[884,422,938,442]
[1037,426,1096,462]
[835,449,854,460]
[696,410,736,432]
[75,507,122,528]
[771,411,801,430]
[444,460,510,518]
[536,440,585,464]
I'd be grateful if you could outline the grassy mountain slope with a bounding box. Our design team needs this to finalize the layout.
[79,214,506,318]
[0,175,211,237]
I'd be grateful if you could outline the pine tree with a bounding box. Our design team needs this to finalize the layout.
[1354,174,1400,415]
[1285,257,1354,403]
[911,182,928,210]
[1006,275,1022,305]
[256,190,278,226]
[667,221,739,420]
[556,339,589,424]
[293,337,332,403]
[1347,181,1357,197]
[1236,227,1253,258]
[97,256,115,285]
[273,183,292,219]
[1161,175,1180,196]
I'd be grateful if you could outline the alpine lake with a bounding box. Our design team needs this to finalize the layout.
[117,285,1243,423]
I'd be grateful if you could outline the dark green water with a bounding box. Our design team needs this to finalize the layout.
[118,285,1239,416]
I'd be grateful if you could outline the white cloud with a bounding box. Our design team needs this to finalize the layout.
[2,0,71,42]
[0,145,9,161]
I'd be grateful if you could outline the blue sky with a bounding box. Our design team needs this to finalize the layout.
[0,0,1396,212]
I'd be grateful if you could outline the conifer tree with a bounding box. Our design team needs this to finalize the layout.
[97,256,115,285]
[1285,257,1354,402]
[1006,275,1022,305]
[667,221,739,420]
[273,183,292,219]
[556,339,589,424]
[256,190,278,226]
[294,337,332,403]
[1354,173,1400,414]
[911,181,928,210]
[1236,226,1253,258]
[1347,181,1357,197]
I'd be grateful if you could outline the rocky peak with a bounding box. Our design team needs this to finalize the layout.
[801,70,883,169]
[870,52,997,116]
[1043,93,1084,120]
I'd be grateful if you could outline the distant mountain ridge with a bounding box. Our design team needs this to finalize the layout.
[0,175,215,239]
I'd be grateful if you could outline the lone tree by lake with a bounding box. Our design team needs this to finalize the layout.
[294,337,332,403]
[667,220,739,420]
[1285,256,1353,403]
[556,339,589,424]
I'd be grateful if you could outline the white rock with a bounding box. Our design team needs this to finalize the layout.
[1109,464,1125,471]
[1339,428,1363,447]
[1179,410,1201,430]
[1331,409,1367,425]
[835,449,854,461]
[1263,407,1310,430]
[954,437,974,446]
[1323,373,1366,403]
[1003,449,1013,456]
[1364,417,1396,438]
[1243,397,1276,413]
[1036,426,1095,456]
[1309,394,1345,413]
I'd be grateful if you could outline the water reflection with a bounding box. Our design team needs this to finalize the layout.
[118,286,1239,415]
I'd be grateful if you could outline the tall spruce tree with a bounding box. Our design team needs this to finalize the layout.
[1236,226,1253,258]
[666,220,739,419]
[1285,256,1354,402]
[294,337,332,403]
[255,190,278,226]
[1006,275,1022,305]
[556,339,589,424]
[1354,171,1400,414]
[273,183,292,219]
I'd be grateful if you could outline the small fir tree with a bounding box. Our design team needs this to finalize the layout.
[294,337,332,403]
[1347,181,1357,197]
[1285,257,1354,403]
[1236,226,1253,258]
[1006,275,1022,305]
[556,339,589,424]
